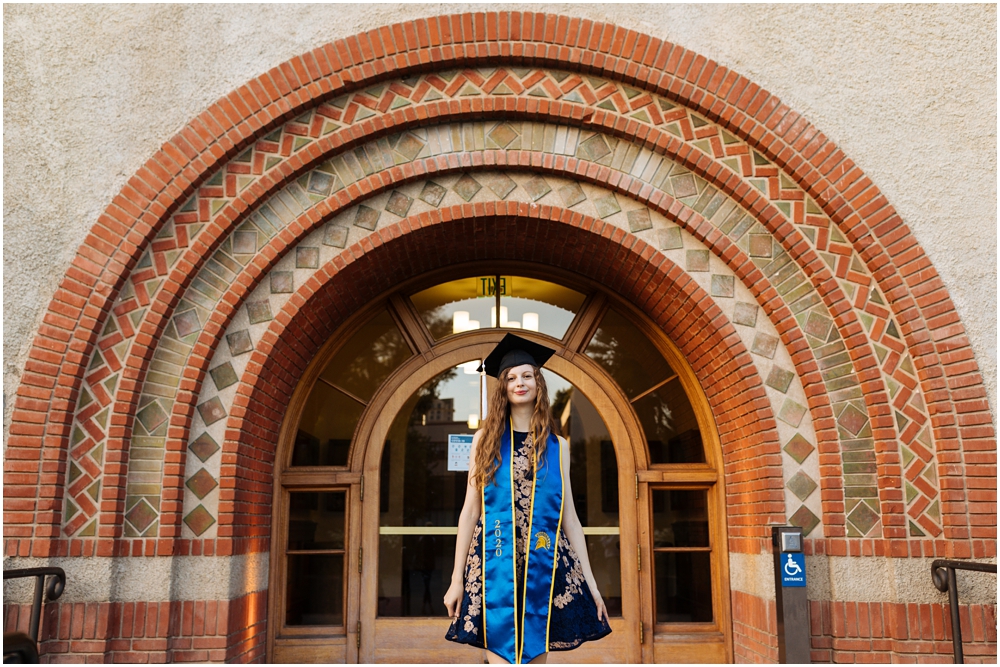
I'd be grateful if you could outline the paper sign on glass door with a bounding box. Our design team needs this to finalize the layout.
[447,434,474,471]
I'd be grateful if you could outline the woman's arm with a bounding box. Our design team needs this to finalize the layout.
[444,430,483,619]
[558,436,610,622]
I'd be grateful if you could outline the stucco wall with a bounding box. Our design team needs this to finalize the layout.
[4,3,996,440]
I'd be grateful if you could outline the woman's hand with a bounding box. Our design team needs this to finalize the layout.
[589,584,610,623]
[444,578,464,620]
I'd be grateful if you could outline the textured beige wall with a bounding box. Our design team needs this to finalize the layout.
[4,3,996,440]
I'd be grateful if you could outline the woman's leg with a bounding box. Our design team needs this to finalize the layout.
[485,649,508,664]
[528,653,548,663]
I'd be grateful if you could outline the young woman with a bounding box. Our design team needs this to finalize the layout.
[444,334,612,664]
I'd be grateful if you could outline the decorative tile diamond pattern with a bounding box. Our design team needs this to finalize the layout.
[183,505,216,537]
[188,433,220,463]
[185,468,218,500]
[789,505,821,537]
[125,498,157,535]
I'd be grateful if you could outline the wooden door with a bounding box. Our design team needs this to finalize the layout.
[267,267,731,663]
[355,342,642,664]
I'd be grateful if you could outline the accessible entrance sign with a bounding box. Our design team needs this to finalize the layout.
[780,552,806,587]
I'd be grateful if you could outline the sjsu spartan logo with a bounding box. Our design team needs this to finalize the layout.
[534,531,551,550]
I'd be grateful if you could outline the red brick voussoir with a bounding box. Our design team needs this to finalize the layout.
[218,203,786,557]
[5,12,992,558]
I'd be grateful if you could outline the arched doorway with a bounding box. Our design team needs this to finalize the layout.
[267,263,731,663]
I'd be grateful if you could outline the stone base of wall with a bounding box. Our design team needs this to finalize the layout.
[3,591,266,664]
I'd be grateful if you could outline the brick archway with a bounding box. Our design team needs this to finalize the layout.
[9,12,990,558]
[4,11,994,665]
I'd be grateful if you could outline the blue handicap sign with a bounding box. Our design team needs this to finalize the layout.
[780,552,806,587]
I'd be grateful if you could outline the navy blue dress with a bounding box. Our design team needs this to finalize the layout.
[445,431,612,653]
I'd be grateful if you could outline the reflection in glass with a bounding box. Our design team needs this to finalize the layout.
[379,365,476,617]
[654,551,713,623]
[500,277,586,339]
[292,309,412,467]
[380,365,475,529]
[585,308,674,398]
[411,278,491,340]
[551,377,623,616]
[318,310,412,402]
[293,382,364,466]
[586,308,705,465]
[378,535,457,617]
[410,276,586,341]
[633,380,704,464]
[285,554,345,626]
[652,490,710,548]
[553,384,618,528]
[288,492,346,551]
[586,535,623,617]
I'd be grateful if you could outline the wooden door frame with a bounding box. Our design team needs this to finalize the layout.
[354,336,643,663]
[267,264,733,663]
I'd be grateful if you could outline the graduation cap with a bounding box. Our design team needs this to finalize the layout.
[478,333,556,378]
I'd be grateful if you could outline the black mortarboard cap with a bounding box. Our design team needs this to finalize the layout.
[478,333,556,378]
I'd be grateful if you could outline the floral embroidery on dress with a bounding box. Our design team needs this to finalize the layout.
[552,539,585,609]
[462,523,483,634]
[512,432,534,575]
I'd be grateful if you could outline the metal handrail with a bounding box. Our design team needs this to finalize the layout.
[930,559,997,664]
[2,567,66,645]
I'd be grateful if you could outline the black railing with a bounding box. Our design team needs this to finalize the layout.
[930,559,997,664]
[3,567,66,663]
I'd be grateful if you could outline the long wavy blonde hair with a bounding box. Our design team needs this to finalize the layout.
[473,365,558,488]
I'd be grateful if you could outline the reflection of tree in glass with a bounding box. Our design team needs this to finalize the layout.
[587,326,673,435]
[402,369,458,527]
[643,394,675,444]
[551,387,572,435]
[424,307,453,341]
[336,325,413,396]
[586,323,674,398]
[586,327,647,397]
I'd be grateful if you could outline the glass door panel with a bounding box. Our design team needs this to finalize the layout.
[554,381,623,616]
[293,383,364,466]
[284,490,347,627]
[377,364,623,618]
[584,308,675,397]
[650,489,713,624]
[585,307,706,465]
[378,365,478,617]
[633,382,704,464]
[317,310,412,402]
[291,309,412,467]
[653,552,713,623]
[409,275,586,341]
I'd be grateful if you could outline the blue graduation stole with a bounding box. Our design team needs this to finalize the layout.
[481,419,564,664]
